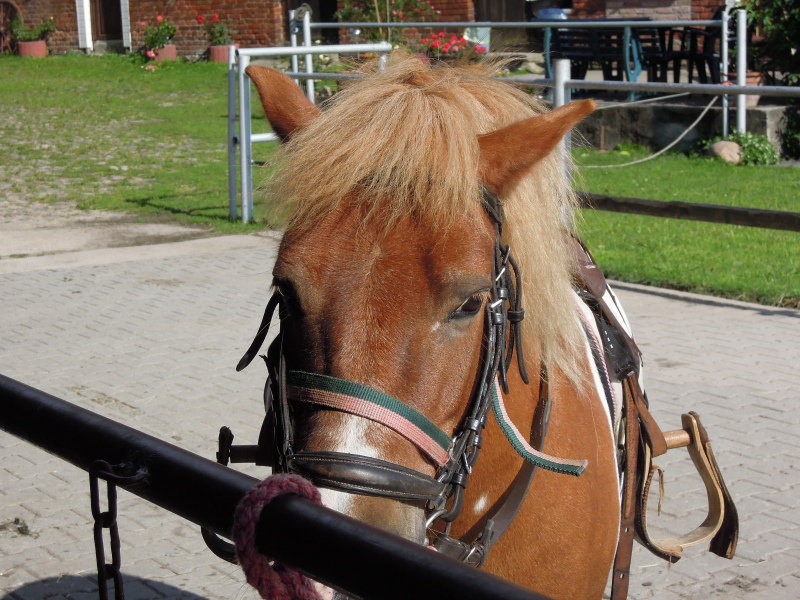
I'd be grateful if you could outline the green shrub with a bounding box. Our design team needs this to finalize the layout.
[10,17,56,42]
[700,131,780,166]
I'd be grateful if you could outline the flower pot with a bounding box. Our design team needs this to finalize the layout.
[18,40,47,58]
[729,71,764,107]
[208,44,233,63]
[155,43,177,62]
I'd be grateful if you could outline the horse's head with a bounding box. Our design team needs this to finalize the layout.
[245,60,594,544]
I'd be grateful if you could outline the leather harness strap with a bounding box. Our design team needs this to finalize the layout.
[574,236,739,600]
[610,376,641,600]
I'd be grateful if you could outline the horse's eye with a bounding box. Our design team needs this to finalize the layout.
[274,280,302,318]
[450,294,485,320]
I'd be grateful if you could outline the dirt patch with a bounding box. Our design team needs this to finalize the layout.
[0,198,213,260]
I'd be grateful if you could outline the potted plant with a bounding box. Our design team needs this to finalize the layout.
[11,16,55,58]
[143,15,177,62]
[420,32,487,64]
[197,13,234,63]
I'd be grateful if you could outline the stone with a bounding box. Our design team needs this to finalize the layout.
[709,140,741,164]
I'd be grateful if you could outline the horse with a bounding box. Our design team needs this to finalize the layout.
[240,56,622,599]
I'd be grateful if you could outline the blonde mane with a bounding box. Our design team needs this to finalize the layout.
[270,56,585,384]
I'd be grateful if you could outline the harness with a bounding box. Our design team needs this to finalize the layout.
[227,189,586,567]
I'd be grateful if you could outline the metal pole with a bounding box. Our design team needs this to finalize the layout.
[721,8,729,137]
[553,59,573,220]
[227,45,238,220]
[260,495,554,600]
[379,52,388,71]
[289,10,299,76]
[736,8,747,133]
[553,58,570,108]
[0,373,555,600]
[303,9,315,103]
[238,53,253,223]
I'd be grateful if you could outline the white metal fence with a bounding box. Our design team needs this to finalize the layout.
[225,9,799,223]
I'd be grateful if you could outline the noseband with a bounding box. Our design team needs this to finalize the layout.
[234,188,582,565]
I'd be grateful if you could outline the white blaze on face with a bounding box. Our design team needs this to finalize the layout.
[317,415,383,516]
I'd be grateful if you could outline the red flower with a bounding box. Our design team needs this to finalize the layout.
[156,15,163,22]
[421,37,429,43]
[442,43,451,52]
[475,45,487,54]
[212,13,219,22]
[196,14,204,24]
[431,40,441,48]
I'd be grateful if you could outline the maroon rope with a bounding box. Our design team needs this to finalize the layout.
[233,474,324,600]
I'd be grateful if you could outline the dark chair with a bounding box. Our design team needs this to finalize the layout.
[596,29,627,81]
[551,28,593,80]
[634,27,669,82]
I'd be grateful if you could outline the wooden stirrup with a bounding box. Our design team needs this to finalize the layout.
[635,411,739,562]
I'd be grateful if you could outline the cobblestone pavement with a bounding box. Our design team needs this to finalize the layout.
[1,234,798,600]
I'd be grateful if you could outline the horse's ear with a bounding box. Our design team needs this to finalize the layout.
[478,99,595,196]
[245,66,321,142]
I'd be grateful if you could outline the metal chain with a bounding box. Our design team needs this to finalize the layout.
[89,460,147,600]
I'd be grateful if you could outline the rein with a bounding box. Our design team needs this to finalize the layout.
[235,189,585,566]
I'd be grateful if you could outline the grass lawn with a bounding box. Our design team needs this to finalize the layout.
[1,55,797,306]
[574,146,799,307]
[0,53,279,233]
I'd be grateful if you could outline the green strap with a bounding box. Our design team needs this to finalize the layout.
[490,383,587,476]
[287,371,452,453]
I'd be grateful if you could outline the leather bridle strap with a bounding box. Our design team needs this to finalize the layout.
[287,370,452,466]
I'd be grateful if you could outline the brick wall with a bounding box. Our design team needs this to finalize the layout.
[434,0,473,21]
[128,1,288,56]
[571,0,723,20]
[606,0,691,20]
[12,0,288,56]
[692,0,724,20]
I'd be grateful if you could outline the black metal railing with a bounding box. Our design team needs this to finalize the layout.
[0,373,552,600]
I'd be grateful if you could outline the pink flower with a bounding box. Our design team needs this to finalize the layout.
[196,14,204,24]
[442,43,451,52]
[146,49,156,58]
[450,35,458,41]
[156,15,163,22]
[212,13,219,22]
[431,40,441,48]
[140,21,146,27]
[421,38,429,43]
[475,45,487,54]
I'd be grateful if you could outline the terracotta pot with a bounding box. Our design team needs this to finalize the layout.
[155,44,177,62]
[208,44,233,63]
[729,71,764,107]
[18,40,47,58]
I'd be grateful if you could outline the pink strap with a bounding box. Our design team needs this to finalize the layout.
[233,474,324,600]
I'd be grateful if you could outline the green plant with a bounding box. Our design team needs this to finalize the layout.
[335,0,439,42]
[143,15,176,52]
[698,131,780,166]
[10,16,55,42]
[744,1,799,87]
[196,13,233,46]
[419,31,486,62]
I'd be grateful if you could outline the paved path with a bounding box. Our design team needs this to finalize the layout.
[1,234,798,600]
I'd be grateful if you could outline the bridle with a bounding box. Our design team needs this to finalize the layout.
[231,188,581,566]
